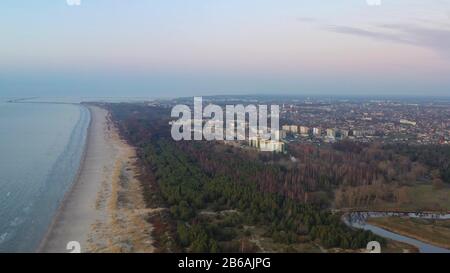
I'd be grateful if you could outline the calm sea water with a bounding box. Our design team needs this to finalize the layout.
[0,102,90,252]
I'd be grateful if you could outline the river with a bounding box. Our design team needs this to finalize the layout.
[345,212,450,253]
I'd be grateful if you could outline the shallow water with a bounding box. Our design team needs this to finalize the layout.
[0,102,90,252]
[345,212,450,253]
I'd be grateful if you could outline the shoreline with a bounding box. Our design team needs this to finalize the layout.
[39,105,154,253]
[36,104,92,252]
[38,105,107,253]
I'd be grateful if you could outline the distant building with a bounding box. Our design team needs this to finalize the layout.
[352,130,363,137]
[249,137,285,153]
[299,126,309,135]
[400,119,417,126]
[340,129,349,138]
[326,128,336,138]
[352,129,375,137]
[282,125,299,134]
[312,127,321,136]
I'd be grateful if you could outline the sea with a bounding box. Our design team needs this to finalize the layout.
[0,101,90,252]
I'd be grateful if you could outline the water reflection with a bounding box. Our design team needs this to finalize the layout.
[345,212,450,253]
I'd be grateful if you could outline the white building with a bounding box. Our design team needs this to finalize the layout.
[282,125,291,131]
[400,119,417,126]
[299,126,309,135]
[326,128,336,138]
[282,125,299,134]
[312,127,321,136]
[249,137,285,153]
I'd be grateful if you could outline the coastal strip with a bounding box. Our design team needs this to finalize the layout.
[39,105,154,253]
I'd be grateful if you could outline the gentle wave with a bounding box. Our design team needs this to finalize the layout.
[0,103,90,252]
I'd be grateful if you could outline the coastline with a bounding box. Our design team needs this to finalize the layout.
[0,102,91,252]
[36,104,92,252]
[39,105,154,253]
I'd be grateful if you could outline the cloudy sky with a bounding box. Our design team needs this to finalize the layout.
[1,0,450,97]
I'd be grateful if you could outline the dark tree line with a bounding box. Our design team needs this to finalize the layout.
[387,144,450,183]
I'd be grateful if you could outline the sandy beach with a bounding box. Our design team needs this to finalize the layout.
[39,105,154,253]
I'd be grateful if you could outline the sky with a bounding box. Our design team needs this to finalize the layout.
[1,0,450,98]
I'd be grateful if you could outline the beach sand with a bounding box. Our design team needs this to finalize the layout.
[39,105,154,253]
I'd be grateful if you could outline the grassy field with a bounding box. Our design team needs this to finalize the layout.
[242,225,417,253]
[368,217,450,249]
[346,184,450,212]
[382,240,418,253]
[404,184,450,211]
